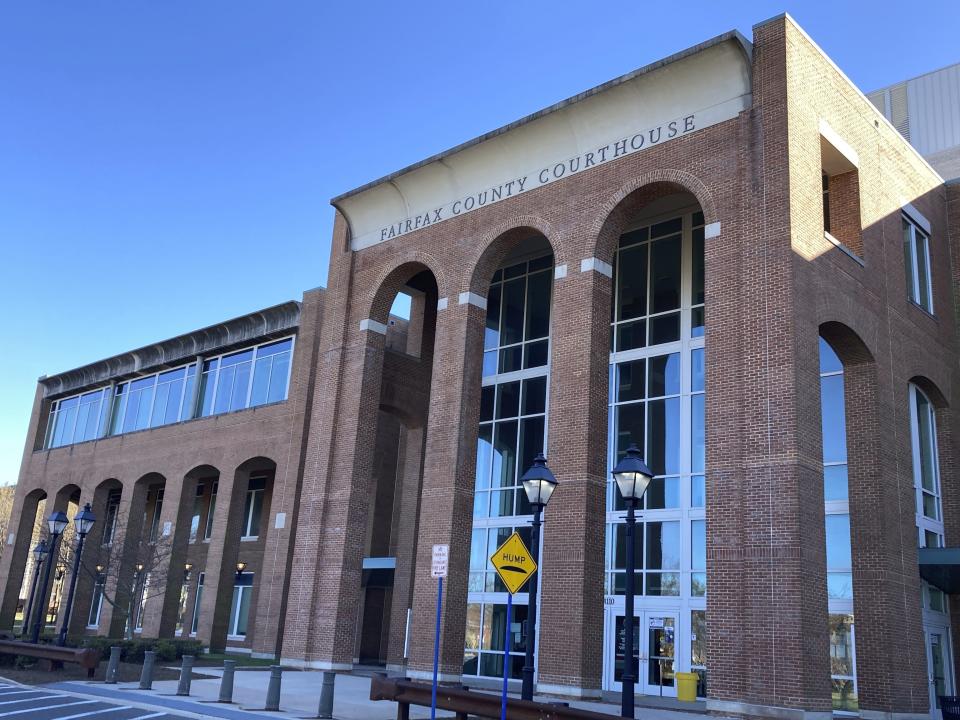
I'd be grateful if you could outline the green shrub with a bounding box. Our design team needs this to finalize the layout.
[70,636,204,662]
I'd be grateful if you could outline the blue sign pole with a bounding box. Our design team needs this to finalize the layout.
[431,576,442,720]
[500,592,512,720]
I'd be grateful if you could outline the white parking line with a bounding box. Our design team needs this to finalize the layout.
[0,694,59,705]
[57,707,131,720]
[0,700,98,717]
[126,714,166,720]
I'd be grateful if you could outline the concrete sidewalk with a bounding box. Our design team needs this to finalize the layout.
[47,669,708,720]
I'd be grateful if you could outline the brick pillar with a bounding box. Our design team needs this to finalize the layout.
[842,360,929,715]
[386,424,426,670]
[536,261,610,697]
[407,298,485,681]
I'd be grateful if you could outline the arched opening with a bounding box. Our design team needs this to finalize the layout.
[597,186,705,698]
[10,489,48,634]
[70,478,123,637]
[358,264,439,668]
[157,465,221,640]
[463,227,555,683]
[41,483,81,637]
[203,457,275,652]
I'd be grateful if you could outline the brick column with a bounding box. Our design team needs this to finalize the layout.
[836,357,927,715]
[386,424,426,670]
[407,298,486,681]
[103,479,150,638]
[536,261,610,697]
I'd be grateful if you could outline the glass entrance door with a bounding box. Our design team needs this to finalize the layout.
[926,626,953,711]
[643,613,677,697]
[607,610,678,698]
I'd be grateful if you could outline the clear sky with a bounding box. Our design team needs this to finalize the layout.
[1,1,958,485]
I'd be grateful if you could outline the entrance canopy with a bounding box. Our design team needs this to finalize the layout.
[919,547,960,593]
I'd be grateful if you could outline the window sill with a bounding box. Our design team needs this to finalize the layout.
[85,625,99,630]
[823,232,864,266]
[240,536,259,542]
[907,298,936,320]
[226,634,246,641]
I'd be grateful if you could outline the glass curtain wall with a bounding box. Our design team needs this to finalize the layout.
[465,250,553,681]
[819,339,857,712]
[605,209,706,695]
[45,337,294,449]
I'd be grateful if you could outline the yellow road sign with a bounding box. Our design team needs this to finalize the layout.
[490,532,536,595]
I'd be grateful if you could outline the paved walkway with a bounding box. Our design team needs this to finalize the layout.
[0,680,189,720]
[43,669,708,720]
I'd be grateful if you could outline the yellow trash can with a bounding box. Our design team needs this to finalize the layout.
[675,671,699,702]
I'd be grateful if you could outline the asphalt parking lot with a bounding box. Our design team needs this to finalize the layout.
[0,683,184,720]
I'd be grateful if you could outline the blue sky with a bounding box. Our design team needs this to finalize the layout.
[1,1,958,484]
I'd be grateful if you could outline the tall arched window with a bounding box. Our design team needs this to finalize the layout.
[465,243,553,681]
[910,384,943,549]
[819,337,857,712]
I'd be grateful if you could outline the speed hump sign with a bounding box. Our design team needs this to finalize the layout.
[490,532,536,595]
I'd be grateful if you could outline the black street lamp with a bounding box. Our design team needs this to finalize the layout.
[518,453,558,702]
[31,510,69,643]
[57,503,96,646]
[21,540,48,639]
[611,443,653,719]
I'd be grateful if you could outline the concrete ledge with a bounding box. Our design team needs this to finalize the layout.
[407,669,462,683]
[859,712,930,720]
[278,657,352,671]
[535,682,602,699]
[706,698,832,720]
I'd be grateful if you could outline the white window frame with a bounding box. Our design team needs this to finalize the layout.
[190,572,205,636]
[240,477,267,541]
[86,575,105,629]
[227,572,254,639]
[602,207,706,695]
[910,384,944,548]
[903,212,934,314]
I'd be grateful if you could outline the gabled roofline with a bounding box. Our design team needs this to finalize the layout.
[330,30,752,205]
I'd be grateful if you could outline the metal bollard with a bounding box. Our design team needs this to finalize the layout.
[105,646,121,684]
[265,665,282,711]
[317,671,335,718]
[218,660,236,703]
[139,651,155,690]
[176,655,195,696]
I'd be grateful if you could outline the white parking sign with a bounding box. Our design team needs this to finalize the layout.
[431,544,449,578]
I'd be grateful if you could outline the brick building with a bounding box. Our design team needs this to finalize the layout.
[2,13,960,719]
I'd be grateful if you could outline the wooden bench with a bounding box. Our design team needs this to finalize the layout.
[370,673,618,720]
[0,639,102,678]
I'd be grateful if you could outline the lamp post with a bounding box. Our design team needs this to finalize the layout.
[21,540,48,639]
[235,561,247,577]
[57,503,96,646]
[518,453,558,702]
[31,511,69,643]
[611,443,654,719]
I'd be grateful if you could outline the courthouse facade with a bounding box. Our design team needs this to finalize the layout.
[3,14,960,719]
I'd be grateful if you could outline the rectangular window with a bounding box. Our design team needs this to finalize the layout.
[148,488,164,542]
[241,477,267,539]
[830,614,858,711]
[204,482,218,540]
[101,490,121,546]
[46,388,110,449]
[87,574,105,628]
[229,572,254,637]
[903,215,933,313]
[463,600,529,680]
[691,610,707,698]
[134,573,151,631]
[191,572,204,635]
[190,484,204,542]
